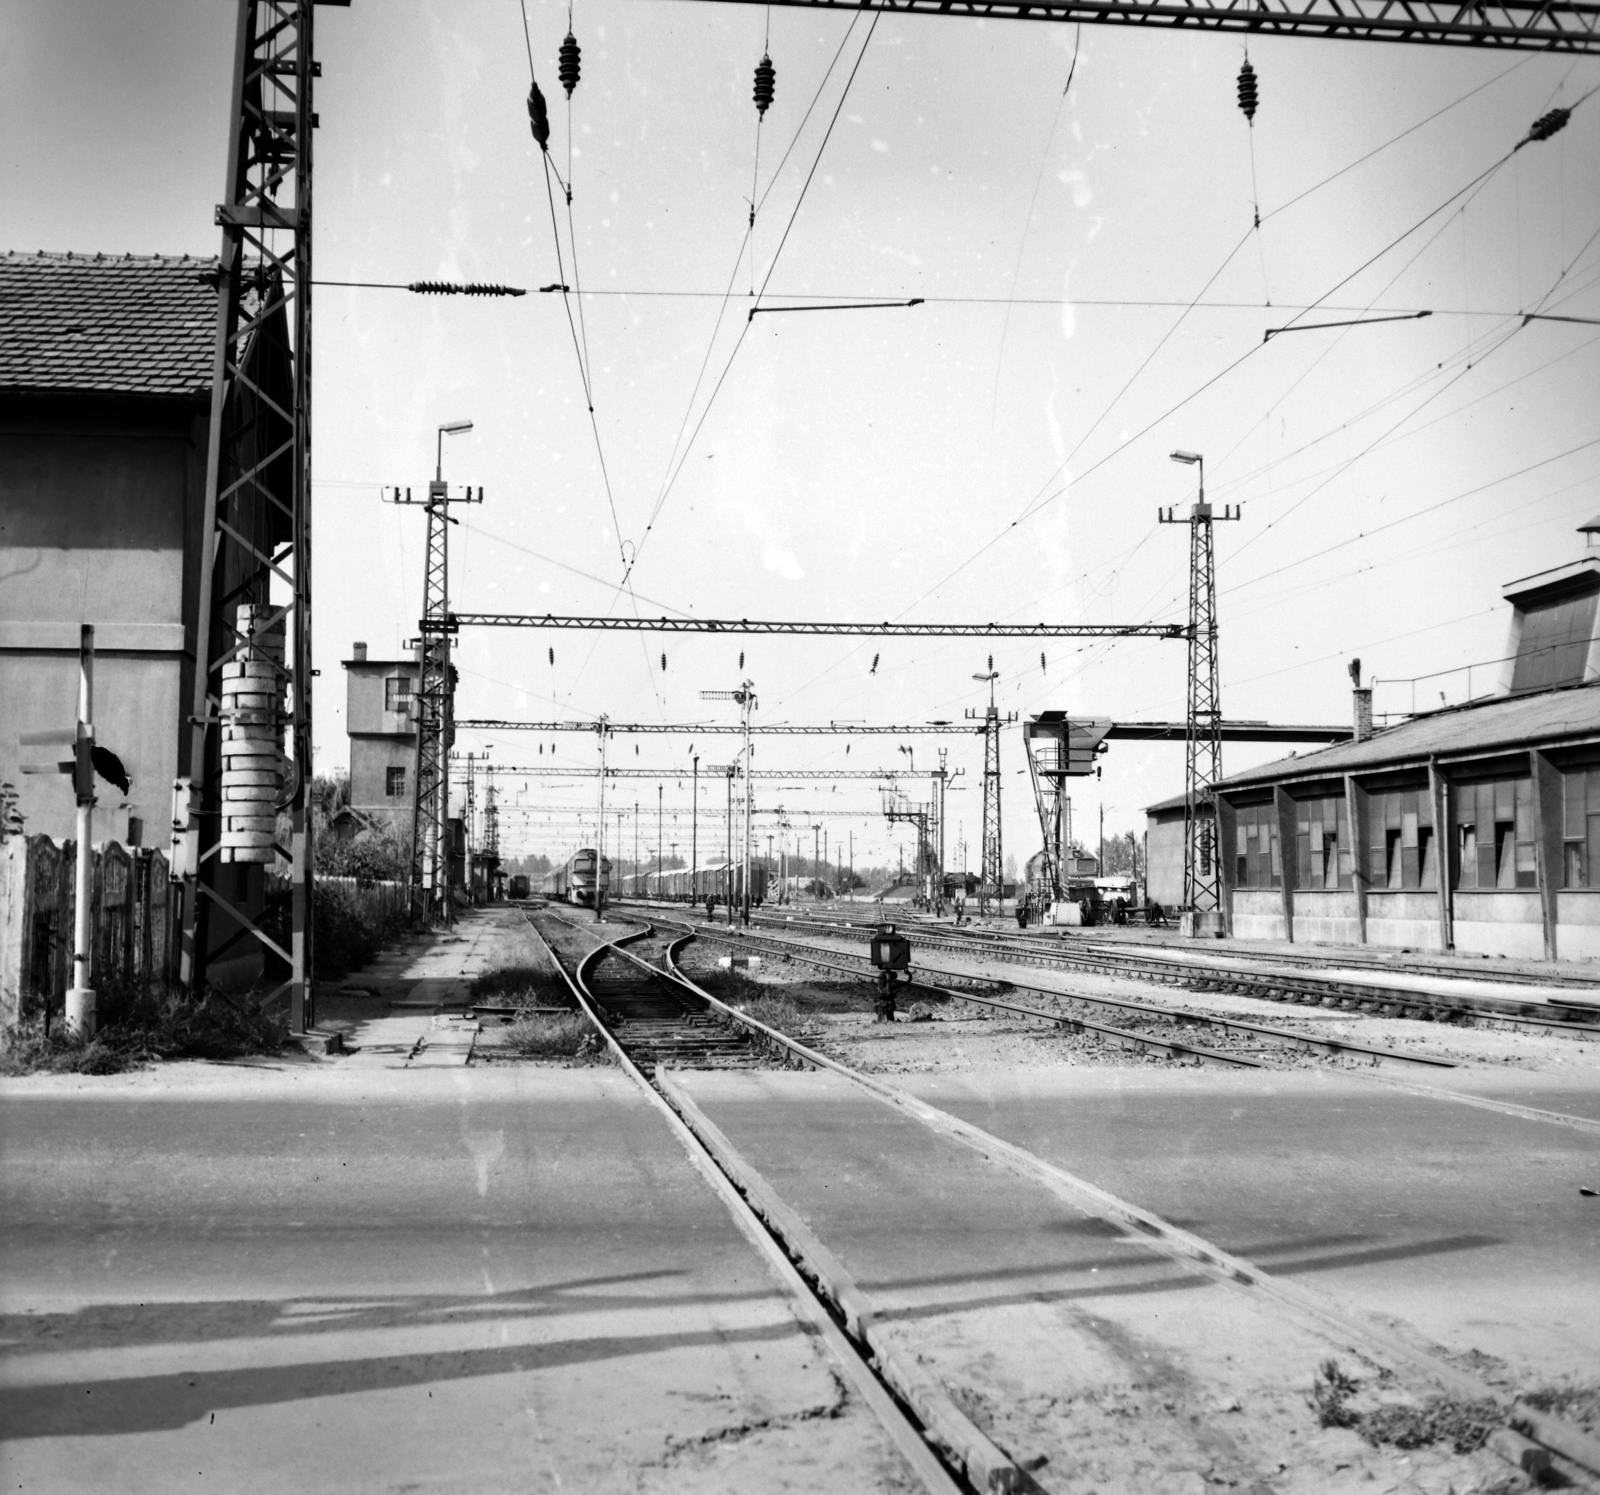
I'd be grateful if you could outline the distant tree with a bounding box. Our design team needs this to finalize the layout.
[1100,831,1140,876]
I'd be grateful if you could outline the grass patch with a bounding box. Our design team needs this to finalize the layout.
[1309,1361,1500,1454]
[1,988,283,1076]
[686,968,813,1063]
[503,1012,609,1061]
[1521,1379,1600,1430]
[470,964,572,1008]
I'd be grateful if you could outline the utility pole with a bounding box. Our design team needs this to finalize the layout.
[393,421,481,926]
[594,716,610,921]
[966,657,1015,918]
[69,627,96,1035]
[702,681,756,923]
[691,754,698,892]
[725,766,735,925]
[934,748,949,907]
[813,824,821,896]
[848,830,853,902]
[1160,450,1240,936]
[1099,800,1105,879]
[483,781,499,901]
[657,783,663,898]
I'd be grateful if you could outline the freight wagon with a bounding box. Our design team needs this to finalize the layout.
[617,860,767,907]
[508,874,530,900]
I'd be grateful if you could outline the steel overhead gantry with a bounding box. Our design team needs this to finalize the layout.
[458,719,985,735]
[686,0,1600,51]
[453,614,1185,638]
[478,765,910,779]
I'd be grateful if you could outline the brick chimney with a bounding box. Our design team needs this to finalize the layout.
[352,641,367,662]
[1349,656,1372,741]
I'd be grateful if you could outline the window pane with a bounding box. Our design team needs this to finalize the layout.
[1568,841,1588,889]
[1418,826,1435,890]
[1567,772,1588,840]
[1458,824,1477,888]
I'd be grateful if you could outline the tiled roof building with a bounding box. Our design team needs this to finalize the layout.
[0,251,216,400]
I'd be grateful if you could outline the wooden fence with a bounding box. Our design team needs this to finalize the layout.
[0,835,170,1029]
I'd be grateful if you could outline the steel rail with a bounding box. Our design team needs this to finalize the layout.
[645,910,1458,1069]
[750,911,1600,1038]
[1073,934,1600,990]
[654,931,1600,1480]
[518,909,1009,1493]
[686,0,1600,53]
[453,612,1185,638]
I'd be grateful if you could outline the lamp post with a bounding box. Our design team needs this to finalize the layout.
[691,754,699,903]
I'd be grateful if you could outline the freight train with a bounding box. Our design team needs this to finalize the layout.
[614,860,767,907]
[508,874,530,900]
[538,847,613,907]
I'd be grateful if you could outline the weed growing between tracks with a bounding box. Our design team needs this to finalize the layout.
[503,1013,611,1063]
[1310,1359,1500,1454]
[689,967,818,1062]
[470,964,572,1008]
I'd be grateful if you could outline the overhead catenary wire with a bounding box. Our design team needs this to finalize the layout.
[619,9,882,595]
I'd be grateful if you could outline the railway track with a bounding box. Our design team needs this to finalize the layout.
[513,904,1600,1487]
[647,914,1462,1072]
[730,908,1600,1039]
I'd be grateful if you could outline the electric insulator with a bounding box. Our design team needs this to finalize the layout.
[753,54,776,117]
[1236,60,1258,124]
[559,32,581,97]
[661,652,667,671]
[527,80,551,150]
[1528,107,1570,143]
[739,651,745,669]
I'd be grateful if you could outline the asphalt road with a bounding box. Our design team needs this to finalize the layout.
[898,1067,1600,1384]
[0,1066,914,1495]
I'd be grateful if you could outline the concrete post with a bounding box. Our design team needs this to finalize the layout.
[66,624,96,1038]
[1531,750,1563,961]
[1345,774,1370,947]
[1428,757,1453,952]
[1273,786,1297,943]
[1214,793,1238,937]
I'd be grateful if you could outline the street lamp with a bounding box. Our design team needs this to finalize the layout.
[1170,448,1203,504]
[438,419,473,479]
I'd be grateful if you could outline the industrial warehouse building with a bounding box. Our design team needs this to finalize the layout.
[1147,526,1600,962]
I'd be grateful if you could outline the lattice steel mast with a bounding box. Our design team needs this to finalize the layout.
[180,0,327,1035]
[391,436,480,924]
[966,661,1013,916]
[1160,452,1239,932]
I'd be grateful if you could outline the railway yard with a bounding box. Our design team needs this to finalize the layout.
[6,899,1597,1494]
[6,3,1600,1492]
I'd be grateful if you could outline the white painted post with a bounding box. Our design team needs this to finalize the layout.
[66,624,96,1038]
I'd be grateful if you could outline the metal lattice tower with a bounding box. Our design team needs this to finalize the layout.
[393,456,481,924]
[180,0,325,1033]
[882,795,934,897]
[966,662,1012,915]
[1160,455,1240,929]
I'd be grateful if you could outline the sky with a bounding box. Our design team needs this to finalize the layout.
[5,0,1599,874]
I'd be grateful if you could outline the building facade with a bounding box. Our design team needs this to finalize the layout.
[340,642,418,834]
[1146,527,1600,961]
[1,251,293,988]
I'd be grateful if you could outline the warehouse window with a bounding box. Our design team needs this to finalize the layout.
[1451,775,1536,889]
[1294,795,1352,890]
[1560,763,1600,888]
[386,766,406,798]
[1365,785,1435,891]
[1232,801,1280,888]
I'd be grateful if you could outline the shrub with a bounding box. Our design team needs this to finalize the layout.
[0,987,282,1076]
[312,880,406,978]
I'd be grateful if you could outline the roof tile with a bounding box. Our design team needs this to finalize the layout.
[0,250,217,399]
